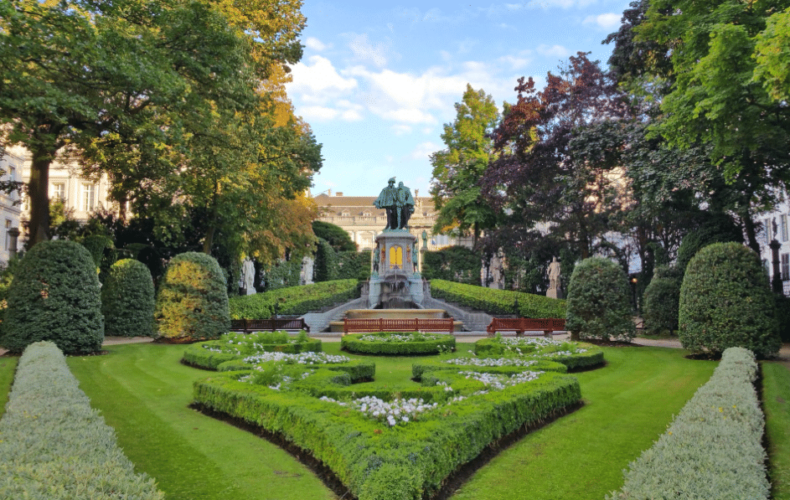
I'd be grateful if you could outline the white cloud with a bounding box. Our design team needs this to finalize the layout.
[410,141,442,160]
[499,55,531,70]
[537,44,570,58]
[304,37,328,51]
[525,0,596,8]
[300,106,340,121]
[348,34,391,68]
[392,124,412,135]
[422,127,433,134]
[287,55,357,104]
[583,13,621,30]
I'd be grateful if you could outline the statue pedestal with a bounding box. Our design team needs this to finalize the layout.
[369,230,424,308]
[546,288,563,299]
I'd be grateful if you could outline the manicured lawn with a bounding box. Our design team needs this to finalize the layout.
[0,356,17,418]
[764,361,790,500]
[67,342,716,500]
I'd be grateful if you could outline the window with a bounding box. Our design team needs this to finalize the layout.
[782,215,788,242]
[4,219,10,251]
[782,254,789,281]
[9,167,15,180]
[82,183,96,211]
[766,218,773,243]
[51,183,65,202]
[341,211,351,217]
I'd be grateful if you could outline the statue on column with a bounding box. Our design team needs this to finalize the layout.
[373,177,399,230]
[546,256,562,299]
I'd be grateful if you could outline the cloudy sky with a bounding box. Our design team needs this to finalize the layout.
[286,0,629,198]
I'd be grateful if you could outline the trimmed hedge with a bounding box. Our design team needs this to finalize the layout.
[565,257,635,341]
[314,238,339,282]
[608,347,769,500]
[155,252,230,341]
[1,240,103,354]
[473,338,604,371]
[229,279,359,319]
[422,246,481,284]
[430,279,566,318]
[0,341,163,499]
[341,332,456,355]
[102,259,156,337]
[411,358,569,380]
[217,358,376,381]
[642,265,681,336]
[337,250,372,280]
[192,364,581,500]
[183,332,323,370]
[679,243,781,357]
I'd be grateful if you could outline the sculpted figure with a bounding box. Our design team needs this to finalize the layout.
[374,177,399,230]
[547,257,561,290]
[396,181,415,229]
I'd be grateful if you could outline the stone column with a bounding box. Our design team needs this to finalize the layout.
[770,239,782,294]
[8,228,19,257]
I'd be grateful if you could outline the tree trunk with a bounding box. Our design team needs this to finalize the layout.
[203,226,215,254]
[742,213,760,255]
[27,148,52,247]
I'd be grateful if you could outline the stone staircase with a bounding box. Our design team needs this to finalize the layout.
[303,297,367,334]
[422,297,493,333]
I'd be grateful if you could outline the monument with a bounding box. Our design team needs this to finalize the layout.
[546,256,562,299]
[367,178,424,308]
[241,258,256,295]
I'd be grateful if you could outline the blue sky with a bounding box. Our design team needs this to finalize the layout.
[286,0,630,198]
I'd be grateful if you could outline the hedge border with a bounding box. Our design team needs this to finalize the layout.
[183,338,323,370]
[474,339,604,371]
[193,367,581,500]
[608,347,769,500]
[229,279,360,320]
[0,341,163,499]
[430,279,566,318]
[341,332,456,355]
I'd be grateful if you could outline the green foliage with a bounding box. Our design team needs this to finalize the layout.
[183,332,322,370]
[312,221,356,252]
[471,338,605,371]
[0,342,163,499]
[263,258,302,291]
[0,254,22,324]
[155,252,230,341]
[192,362,581,500]
[676,214,743,271]
[430,279,566,318]
[314,238,339,282]
[565,257,635,341]
[337,250,371,280]
[775,295,790,343]
[1,241,103,354]
[81,234,113,268]
[422,245,481,284]
[679,243,781,357]
[642,265,681,336]
[608,348,769,500]
[341,332,456,355]
[101,259,156,337]
[228,279,359,319]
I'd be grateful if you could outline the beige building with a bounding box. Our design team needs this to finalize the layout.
[314,190,472,251]
[0,144,24,265]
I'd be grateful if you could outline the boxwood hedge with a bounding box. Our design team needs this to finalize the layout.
[473,337,604,370]
[101,259,156,337]
[229,279,359,319]
[0,341,163,499]
[183,331,323,370]
[192,363,581,500]
[608,347,769,500]
[429,279,566,318]
[341,332,456,355]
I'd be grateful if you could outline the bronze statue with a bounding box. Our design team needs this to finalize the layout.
[373,177,415,230]
[397,181,415,229]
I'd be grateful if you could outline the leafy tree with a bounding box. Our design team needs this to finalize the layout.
[430,84,499,245]
[312,221,356,252]
[0,0,256,246]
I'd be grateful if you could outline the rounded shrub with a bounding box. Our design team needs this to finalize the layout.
[676,215,743,272]
[155,252,230,341]
[565,257,635,341]
[679,242,781,357]
[0,240,103,354]
[101,259,156,337]
[643,265,682,336]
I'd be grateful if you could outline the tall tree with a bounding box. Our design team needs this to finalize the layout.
[430,84,499,246]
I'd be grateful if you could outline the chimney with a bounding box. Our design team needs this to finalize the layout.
[336,192,343,196]
[327,189,332,196]
[415,189,419,197]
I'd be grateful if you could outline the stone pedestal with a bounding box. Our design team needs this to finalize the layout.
[368,230,424,308]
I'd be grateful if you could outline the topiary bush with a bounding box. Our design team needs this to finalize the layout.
[676,214,743,272]
[155,252,230,341]
[565,257,635,341]
[422,246,480,285]
[642,265,682,336]
[679,242,781,357]
[0,240,103,354]
[314,238,339,282]
[101,259,156,337]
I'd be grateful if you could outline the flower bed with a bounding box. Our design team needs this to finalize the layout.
[474,335,604,370]
[192,356,581,500]
[430,279,566,317]
[0,341,164,499]
[229,279,359,319]
[182,331,322,370]
[608,347,769,500]
[341,331,456,355]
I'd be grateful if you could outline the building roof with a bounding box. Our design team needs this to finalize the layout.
[314,193,436,217]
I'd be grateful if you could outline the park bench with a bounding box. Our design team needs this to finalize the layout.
[343,318,454,335]
[230,318,310,333]
[486,318,566,337]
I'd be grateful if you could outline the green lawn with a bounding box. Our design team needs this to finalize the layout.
[0,356,17,418]
[64,342,721,500]
[764,361,790,500]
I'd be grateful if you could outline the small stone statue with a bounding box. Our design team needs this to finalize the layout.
[242,258,256,295]
[421,230,428,249]
[546,256,561,299]
[373,246,380,274]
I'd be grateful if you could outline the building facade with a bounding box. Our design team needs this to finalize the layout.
[313,191,472,251]
[760,199,790,295]
[0,144,24,265]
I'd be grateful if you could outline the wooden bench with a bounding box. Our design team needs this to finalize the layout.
[230,318,310,333]
[343,318,454,335]
[486,318,566,337]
